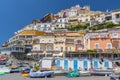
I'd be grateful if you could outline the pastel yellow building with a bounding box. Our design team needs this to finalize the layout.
[32,31,85,57]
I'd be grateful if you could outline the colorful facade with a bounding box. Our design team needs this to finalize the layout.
[31,28,120,59]
[32,31,85,57]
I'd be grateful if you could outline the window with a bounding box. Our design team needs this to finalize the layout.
[34,47,37,50]
[106,43,112,49]
[41,39,44,42]
[47,46,52,51]
[116,14,120,18]
[44,25,47,27]
[60,19,62,23]
[55,47,58,50]
[66,47,68,51]
[40,46,46,50]
[94,44,100,49]
[61,47,63,52]
[48,40,51,42]
[113,33,118,38]
[117,42,120,49]
[86,19,88,22]
[70,47,71,51]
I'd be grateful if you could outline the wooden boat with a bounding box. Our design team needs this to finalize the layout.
[10,66,21,73]
[29,69,54,78]
[90,68,114,76]
[0,66,10,74]
[110,75,120,80]
[22,73,29,77]
[21,67,31,77]
[79,71,91,76]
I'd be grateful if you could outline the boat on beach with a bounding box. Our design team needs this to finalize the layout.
[29,69,54,78]
[0,66,11,74]
[90,59,114,76]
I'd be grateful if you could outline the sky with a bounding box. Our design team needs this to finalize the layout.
[0,0,120,45]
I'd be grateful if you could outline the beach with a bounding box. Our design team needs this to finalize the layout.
[0,73,110,80]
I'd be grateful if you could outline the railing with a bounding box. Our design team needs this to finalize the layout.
[32,50,44,53]
[75,43,83,45]
[46,50,54,53]
[54,41,64,44]
[33,42,39,44]
[111,38,120,40]
[103,49,120,53]
[65,42,74,44]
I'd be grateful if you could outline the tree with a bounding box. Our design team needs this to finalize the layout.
[105,22,115,28]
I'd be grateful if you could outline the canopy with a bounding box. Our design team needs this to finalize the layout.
[53,52,63,57]
[27,53,32,56]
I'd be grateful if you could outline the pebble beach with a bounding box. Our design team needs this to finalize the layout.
[0,73,110,80]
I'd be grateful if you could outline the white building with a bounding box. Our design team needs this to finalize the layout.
[34,23,55,32]
[56,18,68,23]
[111,9,120,24]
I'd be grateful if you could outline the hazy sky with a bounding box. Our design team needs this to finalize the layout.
[0,0,120,45]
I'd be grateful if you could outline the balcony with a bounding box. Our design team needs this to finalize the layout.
[104,49,120,54]
[111,38,120,40]
[54,50,61,53]
[46,50,54,53]
[65,42,74,44]
[94,49,103,53]
[32,50,44,53]
[75,42,83,45]
[54,41,64,44]
[33,41,39,44]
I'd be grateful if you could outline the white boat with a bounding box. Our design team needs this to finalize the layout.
[29,69,54,78]
[79,71,91,76]
[0,66,11,74]
[90,68,114,76]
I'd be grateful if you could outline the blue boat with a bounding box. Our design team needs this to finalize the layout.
[10,68,21,73]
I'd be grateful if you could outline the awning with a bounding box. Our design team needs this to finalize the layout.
[53,52,63,57]
[27,53,32,56]
[27,53,38,56]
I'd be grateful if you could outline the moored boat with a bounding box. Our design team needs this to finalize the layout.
[29,69,54,78]
[0,66,11,74]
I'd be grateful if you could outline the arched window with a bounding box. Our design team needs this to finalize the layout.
[47,46,52,51]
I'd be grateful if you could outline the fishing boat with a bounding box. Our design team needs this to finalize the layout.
[0,66,11,74]
[90,68,114,76]
[21,67,31,77]
[110,75,120,80]
[29,69,54,78]
[10,65,21,73]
